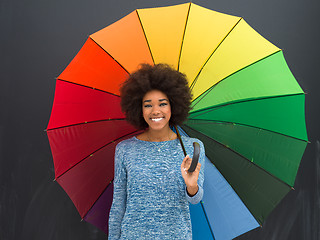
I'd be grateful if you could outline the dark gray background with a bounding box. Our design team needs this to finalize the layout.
[1,0,319,239]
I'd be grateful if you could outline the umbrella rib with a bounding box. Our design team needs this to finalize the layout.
[185,118,308,143]
[191,50,282,108]
[55,79,121,97]
[89,36,130,74]
[136,9,155,65]
[82,179,114,221]
[55,129,141,180]
[191,91,304,116]
[177,2,192,71]
[200,201,216,240]
[182,124,296,189]
[46,118,127,131]
[190,92,305,119]
[189,17,243,90]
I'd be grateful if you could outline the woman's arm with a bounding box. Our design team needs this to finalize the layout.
[108,143,127,239]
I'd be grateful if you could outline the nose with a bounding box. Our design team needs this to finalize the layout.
[151,105,161,115]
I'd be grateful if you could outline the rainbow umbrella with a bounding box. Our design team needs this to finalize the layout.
[46,3,308,240]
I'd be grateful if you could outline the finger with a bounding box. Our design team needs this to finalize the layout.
[183,155,191,161]
[182,155,191,168]
[185,156,192,166]
[181,165,188,175]
[194,164,201,174]
[185,162,191,170]
[196,163,201,170]
[181,156,187,168]
[183,168,188,175]
[181,156,188,168]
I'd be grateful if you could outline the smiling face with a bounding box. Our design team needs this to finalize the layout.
[142,90,171,131]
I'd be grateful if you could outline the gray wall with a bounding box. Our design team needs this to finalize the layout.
[1,0,319,239]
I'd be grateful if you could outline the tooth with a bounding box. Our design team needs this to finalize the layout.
[152,118,163,122]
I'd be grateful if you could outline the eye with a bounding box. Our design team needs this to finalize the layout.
[160,102,168,107]
[144,104,152,108]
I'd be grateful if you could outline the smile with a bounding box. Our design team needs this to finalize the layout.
[151,117,164,122]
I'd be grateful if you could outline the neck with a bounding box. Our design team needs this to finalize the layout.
[147,127,173,142]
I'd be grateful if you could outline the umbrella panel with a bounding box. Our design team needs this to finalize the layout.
[47,80,124,130]
[48,120,137,178]
[91,10,153,73]
[178,3,241,84]
[191,51,304,111]
[56,140,117,218]
[56,130,141,227]
[200,158,260,240]
[137,3,190,69]
[58,38,128,95]
[190,94,307,141]
[190,202,214,240]
[84,183,113,234]
[190,19,280,100]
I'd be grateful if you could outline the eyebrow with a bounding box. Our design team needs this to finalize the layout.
[143,98,168,103]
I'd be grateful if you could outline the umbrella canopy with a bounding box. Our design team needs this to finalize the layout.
[47,3,308,240]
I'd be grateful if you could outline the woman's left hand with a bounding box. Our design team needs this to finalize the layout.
[181,155,201,196]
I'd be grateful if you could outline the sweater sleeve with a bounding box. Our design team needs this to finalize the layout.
[108,143,127,239]
[185,140,205,205]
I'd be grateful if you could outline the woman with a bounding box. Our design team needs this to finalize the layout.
[108,64,205,239]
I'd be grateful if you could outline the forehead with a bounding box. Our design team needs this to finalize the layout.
[143,90,169,101]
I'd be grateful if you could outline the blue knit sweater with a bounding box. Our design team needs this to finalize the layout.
[108,136,205,239]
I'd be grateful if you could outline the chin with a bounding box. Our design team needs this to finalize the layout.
[148,122,170,131]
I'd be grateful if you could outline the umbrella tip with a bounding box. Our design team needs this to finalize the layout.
[53,178,56,182]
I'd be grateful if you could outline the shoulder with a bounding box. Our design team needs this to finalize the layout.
[181,135,204,148]
[115,137,137,151]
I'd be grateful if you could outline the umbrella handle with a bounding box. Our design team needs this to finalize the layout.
[173,126,200,173]
[188,142,200,173]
